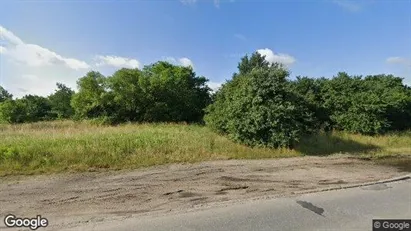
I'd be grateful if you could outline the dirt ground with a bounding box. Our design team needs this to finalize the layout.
[0,156,409,230]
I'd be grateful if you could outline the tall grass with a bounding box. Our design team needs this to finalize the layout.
[0,121,410,176]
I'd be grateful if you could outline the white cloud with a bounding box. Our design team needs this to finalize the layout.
[256,48,296,66]
[7,44,89,69]
[178,57,194,68]
[207,81,223,92]
[21,74,39,81]
[3,66,84,98]
[17,88,29,93]
[0,25,90,70]
[332,0,362,12]
[95,55,141,69]
[0,46,6,54]
[386,57,411,67]
[165,57,195,68]
[0,26,24,45]
[0,25,90,97]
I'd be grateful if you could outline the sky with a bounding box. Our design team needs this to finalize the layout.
[0,0,410,98]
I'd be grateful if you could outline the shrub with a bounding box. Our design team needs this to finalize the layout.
[71,63,212,123]
[205,53,316,148]
[291,73,411,135]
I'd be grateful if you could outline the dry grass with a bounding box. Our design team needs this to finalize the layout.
[0,120,410,176]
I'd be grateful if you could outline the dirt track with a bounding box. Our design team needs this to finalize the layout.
[0,156,408,230]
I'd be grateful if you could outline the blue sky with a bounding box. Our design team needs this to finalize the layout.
[1,0,410,97]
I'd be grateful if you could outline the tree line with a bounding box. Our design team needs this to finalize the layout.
[1,54,411,148]
[0,61,211,124]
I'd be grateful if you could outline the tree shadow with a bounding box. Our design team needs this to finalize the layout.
[295,132,380,156]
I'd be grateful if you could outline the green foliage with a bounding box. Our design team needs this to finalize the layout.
[0,147,20,162]
[71,63,211,123]
[21,95,53,122]
[71,71,112,119]
[0,95,51,123]
[0,86,13,103]
[205,53,316,148]
[140,62,211,122]
[291,73,411,135]
[2,55,411,148]
[48,83,75,119]
[0,99,27,123]
[106,68,146,122]
[289,77,330,130]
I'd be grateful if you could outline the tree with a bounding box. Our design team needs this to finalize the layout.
[71,71,112,119]
[48,83,75,119]
[139,61,211,122]
[0,99,26,123]
[106,68,146,122]
[0,86,13,103]
[361,74,411,132]
[205,53,316,148]
[0,93,51,123]
[20,95,52,122]
[70,65,211,124]
[292,73,411,135]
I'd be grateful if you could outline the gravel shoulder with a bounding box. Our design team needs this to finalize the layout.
[0,155,409,230]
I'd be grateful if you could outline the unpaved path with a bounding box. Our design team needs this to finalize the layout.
[0,156,408,230]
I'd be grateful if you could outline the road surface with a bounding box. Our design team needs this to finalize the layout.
[64,178,411,231]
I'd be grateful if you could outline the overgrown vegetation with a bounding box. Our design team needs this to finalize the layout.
[1,121,410,176]
[289,73,411,135]
[205,54,316,148]
[0,121,297,175]
[70,62,211,124]
[1,54,411,150]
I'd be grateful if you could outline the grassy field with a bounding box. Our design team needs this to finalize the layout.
[1,120,411,176]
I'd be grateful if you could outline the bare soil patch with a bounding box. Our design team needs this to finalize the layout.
[0,156,408,230]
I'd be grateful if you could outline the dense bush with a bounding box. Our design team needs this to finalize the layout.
[205,53,316,148]
[70,71,112,120]
[0,86,13,103]
[70,62,211,123]
[139,62,211,122]
[1,55,411,149]
[0,95,52,123]
[0,99,27,123]
[49,83,75,119]
[291,73,411,135]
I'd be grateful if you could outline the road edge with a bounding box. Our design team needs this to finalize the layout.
[293,174,411,195]
[188,173,411,212]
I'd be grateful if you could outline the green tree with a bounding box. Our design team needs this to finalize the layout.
[106,68,146,122]
[289,77,333,131]
[71,71,113,119]
[362,74,411,132]
[292,73,411,135]
[0,86,13,103]
[0,99,26,123]
[20,95,52,122]
[140,62,211,122]
[48,83,75,119]
[205,53,316,148]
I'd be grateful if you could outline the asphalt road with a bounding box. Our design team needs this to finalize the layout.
[66,179,411,231]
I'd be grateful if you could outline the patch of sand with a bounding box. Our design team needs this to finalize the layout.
[0,156,407,230]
